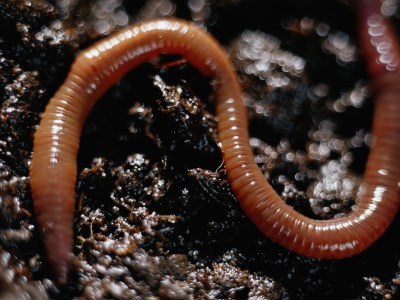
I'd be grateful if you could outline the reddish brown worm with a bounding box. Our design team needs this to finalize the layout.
[31,11,400,282]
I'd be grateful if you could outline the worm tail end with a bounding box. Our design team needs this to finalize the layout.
[43,224,73,284]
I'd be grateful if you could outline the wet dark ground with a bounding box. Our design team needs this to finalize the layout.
[1,0,400,299]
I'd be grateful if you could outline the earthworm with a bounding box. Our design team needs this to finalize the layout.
[30,11,400,282]
[357,0,400,76]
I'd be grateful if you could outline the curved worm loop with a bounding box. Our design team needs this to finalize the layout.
[30,13,400,282]
[30,18,244,283]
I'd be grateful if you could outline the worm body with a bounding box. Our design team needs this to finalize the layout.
[31,12,400,282]
[357,0,400,76]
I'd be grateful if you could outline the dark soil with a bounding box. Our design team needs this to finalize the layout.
[1,0,399,299]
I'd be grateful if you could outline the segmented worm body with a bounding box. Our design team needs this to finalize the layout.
[31,4,400,283]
